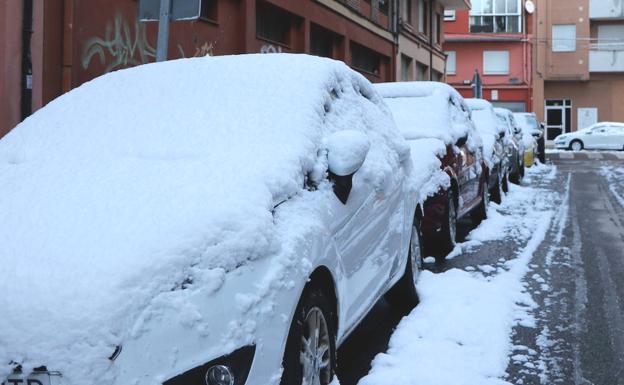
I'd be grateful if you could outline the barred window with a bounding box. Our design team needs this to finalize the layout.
[469,0,522,33]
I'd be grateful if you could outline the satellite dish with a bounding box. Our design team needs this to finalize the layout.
[525,0,535,14]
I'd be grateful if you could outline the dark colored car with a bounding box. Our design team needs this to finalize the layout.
[514,112,546,163]
[375,82,489,257]
[495,108,525,184]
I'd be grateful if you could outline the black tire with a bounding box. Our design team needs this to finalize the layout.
[471,182,488,225]
[490,169,502,204]
[519,161,525,179]
[570,140,584,151]
[510,159,522,185]
[280,286,336,385]
[385,216,423,309]
[538,136,546,163]
[435,191,457,260]
[502,171,509,193]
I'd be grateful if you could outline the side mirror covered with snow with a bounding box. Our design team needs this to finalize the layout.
[325,130,370,204]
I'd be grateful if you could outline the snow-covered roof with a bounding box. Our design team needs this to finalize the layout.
[0,54,407,382]
[465,99,502,164]
[373,82,474,145]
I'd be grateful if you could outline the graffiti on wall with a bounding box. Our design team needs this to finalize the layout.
[177,41,214,58]
[82,13,156,72]
[260,44,283,54]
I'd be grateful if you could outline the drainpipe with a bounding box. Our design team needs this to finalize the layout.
[21,0,33,121]
[429,0,434,80]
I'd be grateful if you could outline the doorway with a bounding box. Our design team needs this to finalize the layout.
[545,99,572,141]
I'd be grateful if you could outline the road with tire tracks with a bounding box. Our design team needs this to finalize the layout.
[337,153,624,385]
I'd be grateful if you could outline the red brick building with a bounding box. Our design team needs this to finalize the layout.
[443,0,535,112]
[1,0,398,137]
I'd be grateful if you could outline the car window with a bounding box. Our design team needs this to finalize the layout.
[607,126,624,135]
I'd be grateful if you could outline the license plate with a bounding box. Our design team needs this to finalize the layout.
[2,373,51,385]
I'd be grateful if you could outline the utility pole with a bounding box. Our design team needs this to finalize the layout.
[156,0,171,62]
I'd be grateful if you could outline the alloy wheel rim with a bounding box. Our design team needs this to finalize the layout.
[300,307,331,385]
[572,142,581,151]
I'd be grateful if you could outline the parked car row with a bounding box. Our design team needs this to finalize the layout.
[0,54,540,385]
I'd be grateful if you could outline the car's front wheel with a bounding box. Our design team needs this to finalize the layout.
[281,287,336,385]
[490,167,503,204]
[471,181,489,225]
[570,140,584,151]
[385,216,423,308]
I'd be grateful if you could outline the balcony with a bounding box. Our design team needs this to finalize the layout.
[590,0,624,19]
[589,42,624,72]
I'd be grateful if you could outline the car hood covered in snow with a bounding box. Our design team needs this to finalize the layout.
[0,54,406,382]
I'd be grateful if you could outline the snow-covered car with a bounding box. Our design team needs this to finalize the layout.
[554,122,624,151]
[374,81,488,257]
[512,112,539,167]
[466,98,509,203]
[494,108,525,184]
[0,54,422,385]
[514,112,545,163]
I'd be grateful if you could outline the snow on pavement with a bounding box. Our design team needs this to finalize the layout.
[358,164,560,385]
[600,165,624,208]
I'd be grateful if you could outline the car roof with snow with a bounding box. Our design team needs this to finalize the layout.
[0,54,409,381]
[373,81,475,146]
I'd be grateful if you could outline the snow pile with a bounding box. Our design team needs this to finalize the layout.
[359,164,559,385]
[466,98,503,167]
[407,138,450,202]
[0,54,408,383]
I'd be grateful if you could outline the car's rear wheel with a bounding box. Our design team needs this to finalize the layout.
[471,182,488,225]
[570,140,584,151]
[385,216,423,308]
[281,287,336,385]
[510,159,523,185]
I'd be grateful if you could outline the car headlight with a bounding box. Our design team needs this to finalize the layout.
[163,345,255,385]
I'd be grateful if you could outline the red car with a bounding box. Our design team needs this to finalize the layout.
[375,82,489,257]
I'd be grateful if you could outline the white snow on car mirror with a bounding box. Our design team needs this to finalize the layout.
[325,130,370,176]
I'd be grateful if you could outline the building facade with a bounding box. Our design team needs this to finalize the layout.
[443,0,535,112]
[533,0,624,141]
[396,0,470,82]
[1,0,408,137]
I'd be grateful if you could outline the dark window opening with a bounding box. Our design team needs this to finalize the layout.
[379,0,389,14]
[351,42,381,76]
[256,1,292,46]
[310,24,340,59]
[200,0,217,22]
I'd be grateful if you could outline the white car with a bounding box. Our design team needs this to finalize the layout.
[554,122,624,151]
[0,55,421,385]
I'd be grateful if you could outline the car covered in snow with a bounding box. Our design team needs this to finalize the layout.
[0,54,423,385]
[554,122,624,151]
[466,98,509,203]
[374,81,488,257]
[494,108,525,184]
[514,112,545,163]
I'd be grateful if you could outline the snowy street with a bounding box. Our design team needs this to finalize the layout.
[338,156,624,385]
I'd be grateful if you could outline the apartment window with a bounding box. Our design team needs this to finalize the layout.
[200,0,217,21]
[446,51,457,75]
[416,62,429,80]
[432,70,444,81]
[310,24,339,59]
[351,42,381,75]
[552,24,576,52]
[402,0,413,25]
[418,0,426,33]
[401,54,414,81]
[597,24,624,50]
[256,2,292,46]
[379,0,389,14]
[483,50,510,74]
[444,10,456,21]
[470,0,521,33]
[435,12,442,43]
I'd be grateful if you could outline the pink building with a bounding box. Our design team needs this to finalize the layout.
[443,0,535,112]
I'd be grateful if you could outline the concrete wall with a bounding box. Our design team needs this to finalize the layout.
[545,73,624,130]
